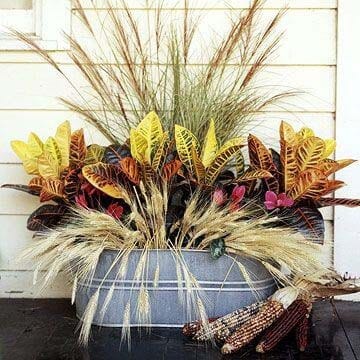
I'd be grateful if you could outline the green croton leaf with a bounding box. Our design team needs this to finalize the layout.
[210,238,226,260]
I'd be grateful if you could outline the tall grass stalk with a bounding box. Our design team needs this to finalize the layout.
[12,0,295,144]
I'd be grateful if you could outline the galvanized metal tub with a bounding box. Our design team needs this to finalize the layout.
[75,249,276,327]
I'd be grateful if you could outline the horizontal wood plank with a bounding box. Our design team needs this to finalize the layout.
[0,270,71,298]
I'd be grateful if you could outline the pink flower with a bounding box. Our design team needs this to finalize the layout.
[231,185,246,203]
[212,188,226,206]
[264,191,294,210]
[106,203,124,220]
[229,185,246,212]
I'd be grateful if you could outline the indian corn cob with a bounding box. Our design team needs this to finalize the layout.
[296,309,311,351]
[182,317,219,337]
[255,299,312,353]
[221,287,298,355]
[193,301,264,341]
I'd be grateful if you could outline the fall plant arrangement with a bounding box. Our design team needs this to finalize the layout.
[3,0,360,355]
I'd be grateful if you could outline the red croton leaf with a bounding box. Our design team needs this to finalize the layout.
[162,160,182,181]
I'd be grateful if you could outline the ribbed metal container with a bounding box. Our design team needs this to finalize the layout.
[75,249,276,327]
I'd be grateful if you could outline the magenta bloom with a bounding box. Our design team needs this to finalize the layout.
[229,185,246,212]
[213,188,226,206]
[231,185,246,203]
[264,191,294,210]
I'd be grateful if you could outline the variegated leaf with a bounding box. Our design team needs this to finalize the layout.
[281,207,324,243]
[336,158,357,169]
[38,151,60,179]
[44,137,62,168]
[287,169,327,200]
[206,142,243,185]
[136,111,164,163]
[235,150,245,176]
[55,121,71,169]
[141,160,157,184]
[237,169,273,181]
[319,180,345,197]
[130,128,147,163]
[201,119,218,168]
[70,129,87,167]
[316,197,360,208]
[175,124,200,174]
[296,137,325,172]
[104,144,131,165]
[27,132,44,157]
[10,140,39,175]
[27,204,68,231]
[318,159,340,176]
[84,144,104,164]
[29,176,45,193]
[152,132,168,170]
[280,121,298,145]
[63,169,80,202]
[323,139,336,158]
[191,144,205,182]
[120,157,140,184]
[1,183,40,196]
[318,158,356,177]
[82,163,126,199]
[248,134,275,171]
[280,139,297,192]
[297,127,315,140]
[162,160,182,181]
[40,179,65,202]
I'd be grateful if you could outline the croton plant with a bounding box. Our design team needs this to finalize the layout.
[4,111,360,244]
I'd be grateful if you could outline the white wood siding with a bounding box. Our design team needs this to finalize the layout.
[0,0,340,297]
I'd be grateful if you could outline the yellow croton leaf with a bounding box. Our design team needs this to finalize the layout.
[10,140,29,162]
[152,132,168,170]
[280,121,298,145]
[205,138,245,185]
[287,169,327,200]
[297,127,315,140]
[175,124,200,173]
[130,129,147,163]
[10,140,40,175]
[323,139,336,158]
[27,132,43,157]
[201,119,218,168]
[82,163,127,199]
[38,151,60,179]
[55,121,71,169]
[37,137,62,179]
[136,111,164,163]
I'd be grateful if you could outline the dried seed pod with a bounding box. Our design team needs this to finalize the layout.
[296,311,311,351]
[221,287,298,355]
[194,301,264,341]
[256,299,310,353]
[182,317,218,337]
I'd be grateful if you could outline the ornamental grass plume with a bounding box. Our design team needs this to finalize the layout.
[11,0,294,144]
